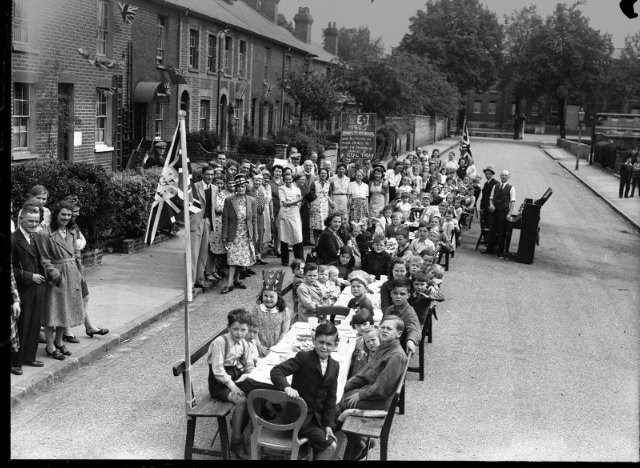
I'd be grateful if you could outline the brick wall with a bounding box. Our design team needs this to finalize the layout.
[12,0,132,170]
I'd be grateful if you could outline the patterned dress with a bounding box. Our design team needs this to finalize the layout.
[348,181,369,223]
[225,200,256,267]
[330,175,350,215]
[310,180,331,230]
[250,303,291,349]
[209,190,231,254]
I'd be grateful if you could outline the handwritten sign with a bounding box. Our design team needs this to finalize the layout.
[340,113,376,160]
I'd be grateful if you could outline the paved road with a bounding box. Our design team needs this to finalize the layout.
[11,140,639,460]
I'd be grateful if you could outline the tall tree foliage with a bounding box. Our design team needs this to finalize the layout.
[281,60,341,125]
[515,3,613,137]
[343,51,459,118]
[609,32,640,112]
[324,26,384,64]
[398,0,503,96]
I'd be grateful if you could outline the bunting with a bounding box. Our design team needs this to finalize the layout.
[263,81,274,100]
[144,125,202,245]
[234,86,246,101]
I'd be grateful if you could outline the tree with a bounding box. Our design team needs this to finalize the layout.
[343,51,459,118]
[609,32,640,112]
[277,13,294,34]
[398,0,503,96]
[325,26,384,64]
[280,60,341,125]
[515,3,613,138]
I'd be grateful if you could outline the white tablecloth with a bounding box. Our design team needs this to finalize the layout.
[238,321,358,402]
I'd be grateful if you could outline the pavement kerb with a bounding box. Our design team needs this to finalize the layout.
[540,146,640,232]
[10,289,203,409]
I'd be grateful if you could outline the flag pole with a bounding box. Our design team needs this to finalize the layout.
[178,110,194,412]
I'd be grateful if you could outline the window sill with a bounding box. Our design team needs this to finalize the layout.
[12,42,39,54]
[188,68,199,73]
[94,144,114,153]
[12,150,38,161]
[207,70,218,76]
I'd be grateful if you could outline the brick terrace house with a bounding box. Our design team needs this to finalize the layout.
[11,0,340,169]
[12,0,133,170]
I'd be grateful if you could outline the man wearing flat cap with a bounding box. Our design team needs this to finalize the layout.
[479,166,499,231]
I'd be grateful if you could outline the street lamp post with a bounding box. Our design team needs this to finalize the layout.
[575,107,585,170]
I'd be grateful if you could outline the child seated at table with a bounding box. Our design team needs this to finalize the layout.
[317,265,339,306]
[410,221,436,257]
[251,270,291,357]
[379,259,408,311]
[329,245,355,280]
[346,272,374,315]
[327,265,350,291]
[290,259,305,318]
[206,308,256,460]
[245,316,261,367]
[361,234,392,280]
[347,223,363,269]
[384,211,405,239]
[420,247,437,269]
[394,228,413,262]
[296,263,324,323]
[409,271,432,325]
[442,210,460,249]
[270,322,340,460]
[383,278,421,354]
[396,192,413,220]
[353,221,372,257]
[408,256,424,280]
[348,308,377,379]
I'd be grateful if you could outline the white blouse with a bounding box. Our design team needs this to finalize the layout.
[348,181,369,199]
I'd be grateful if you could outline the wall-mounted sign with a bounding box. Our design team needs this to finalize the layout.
[339,113,376,160]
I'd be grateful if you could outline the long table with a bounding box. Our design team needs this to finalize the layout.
[238,321,358,402]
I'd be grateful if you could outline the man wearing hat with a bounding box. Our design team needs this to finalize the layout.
[143,137,167,168]
[479,165,499,231]
[287,147,302,174]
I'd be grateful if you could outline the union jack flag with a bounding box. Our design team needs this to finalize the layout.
[263,81,274,100]
[144,125,202,245]
[461,119,471,148]
[118,2,138,24]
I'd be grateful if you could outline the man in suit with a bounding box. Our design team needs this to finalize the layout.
[271,322,339,460]
[11,205,47,375]
[484,169,516,257]
[296,160,316,245]
[191,165,218,288]
[479,166,499,230]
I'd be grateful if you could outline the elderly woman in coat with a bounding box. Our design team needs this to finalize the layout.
[37,201,85,360]
[221,174,258,294]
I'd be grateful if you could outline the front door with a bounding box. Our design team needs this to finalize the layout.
[57,84,74,161]
[134,103,148,144]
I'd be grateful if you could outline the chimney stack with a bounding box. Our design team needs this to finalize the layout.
[259,0,280,23]
[240,0,260,10]
[293,7,313,44]
[323,22,338,56]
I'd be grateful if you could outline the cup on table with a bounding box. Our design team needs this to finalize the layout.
[308,317,319,329]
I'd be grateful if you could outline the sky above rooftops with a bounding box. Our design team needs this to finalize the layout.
[279,0,637,53]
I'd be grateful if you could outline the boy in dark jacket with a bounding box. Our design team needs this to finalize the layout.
[270,322,339,460]
[361,235,392,280]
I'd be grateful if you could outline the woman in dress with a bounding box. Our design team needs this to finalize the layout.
[315,212,345,265]
[368,164,389,217]
[309,167,334,243]
[261,169,273,254]
[221,174,258,294]
[348,169,369,224]
[248,171,268,265]
[37,201,85,360]
[208,175,231,280]
[330,162,350,216]
[278,171,304,266]
[268,165,284,256]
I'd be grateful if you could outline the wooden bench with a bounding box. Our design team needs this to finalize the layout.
[341,351,414,461]
[171,328,233,460]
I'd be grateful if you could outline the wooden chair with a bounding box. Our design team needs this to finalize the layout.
[407,303,433,382]
[171,328,234,460]
[475,226,491,251]
[341,351,414,461]
[437,248,450,271]
[247,389,311,460]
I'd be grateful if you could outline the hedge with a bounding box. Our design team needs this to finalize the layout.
[11,160,169,250]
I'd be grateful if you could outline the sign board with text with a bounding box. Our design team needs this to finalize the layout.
[339,113,376,160]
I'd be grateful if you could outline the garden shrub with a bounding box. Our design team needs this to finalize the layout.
[186,129,220,151]
[237,136,277,156]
